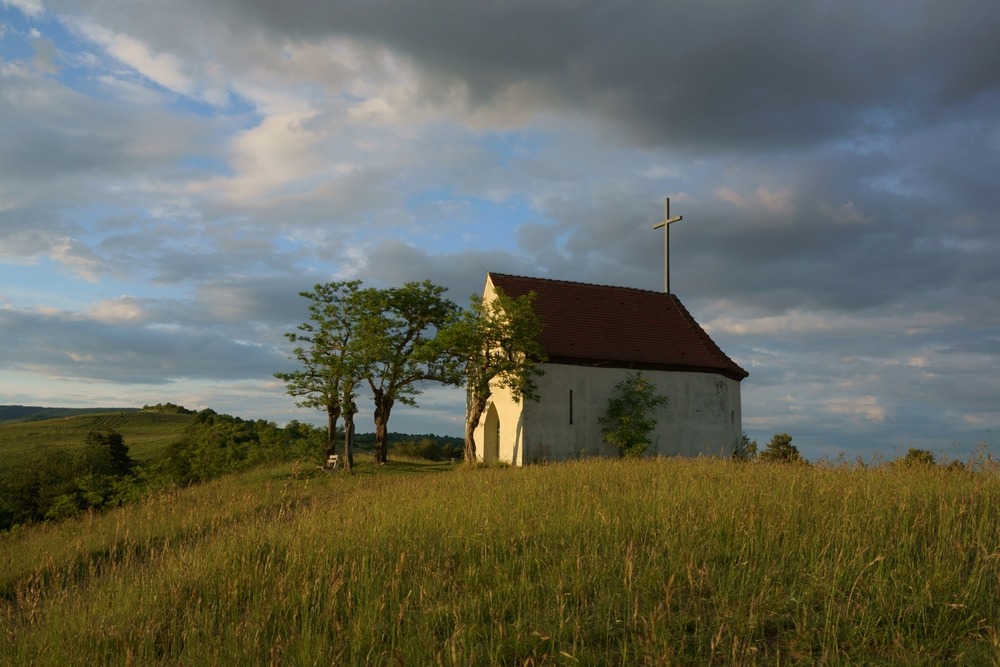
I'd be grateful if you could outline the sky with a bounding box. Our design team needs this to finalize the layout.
[1,0,998,462]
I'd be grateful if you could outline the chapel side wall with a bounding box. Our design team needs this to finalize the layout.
[519,363,742,462]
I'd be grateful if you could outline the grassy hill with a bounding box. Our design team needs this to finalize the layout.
[0,405,140,424]
[1,456,998,664]
[0,410,195,464]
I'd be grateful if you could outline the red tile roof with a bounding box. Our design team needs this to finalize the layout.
[488,273,748,382]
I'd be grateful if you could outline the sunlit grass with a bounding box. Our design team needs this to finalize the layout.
[2,456,998,665]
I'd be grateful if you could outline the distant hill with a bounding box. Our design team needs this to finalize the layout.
[0,405,141,424]
[0,409,194,463]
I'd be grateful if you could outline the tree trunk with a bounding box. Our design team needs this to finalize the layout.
[464,392,489,464]
[374,416,389,464]
[343,409,355,471]
[325,404,341,458]
[372,391,393,464]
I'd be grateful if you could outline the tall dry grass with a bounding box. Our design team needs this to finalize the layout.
[2,456,998,665]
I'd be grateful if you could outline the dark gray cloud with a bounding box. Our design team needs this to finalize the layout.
[165,0,1000,152]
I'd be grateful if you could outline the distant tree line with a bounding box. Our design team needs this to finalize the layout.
[732,434,971,470]
[142,402,196,414]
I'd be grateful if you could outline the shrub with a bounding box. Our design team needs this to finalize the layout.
[391,438,443,461]
[733,433,758,461]
[759,433,803,463]
[599,372,669,457]
[900,448,936,467]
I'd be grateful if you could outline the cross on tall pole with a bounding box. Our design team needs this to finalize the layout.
[652,197,683,293]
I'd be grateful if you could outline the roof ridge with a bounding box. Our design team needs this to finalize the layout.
[669,295,742,370]
[489,272,667,296]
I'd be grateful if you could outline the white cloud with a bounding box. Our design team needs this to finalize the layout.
[191,110,329,205]
[94,74,169,106]
[714,185,796,218]
[2,0,43,18]
[88,296,146,324]
[703,309,959,337]
[50,237,101,282]
[821,395,887,423]
[348,96,398,124]
[70,19,196,97]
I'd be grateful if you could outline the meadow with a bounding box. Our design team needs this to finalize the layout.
[2,454,998,665]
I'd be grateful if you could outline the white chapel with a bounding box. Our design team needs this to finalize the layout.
[471,272,749,465]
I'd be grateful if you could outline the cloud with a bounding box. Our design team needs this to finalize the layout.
[140,0,1000,151]
[702,309,959,338]
[2,0,998,457]
[69,18,197,97]
[2,0,43,18]
[201,110,330,205]
[714,186,797,219]
[50,237,102,282]
[820,201,872,226]
[88,296,147,324]
[821,396,887,424]
[30,34,57,72]
[0,301,286,384]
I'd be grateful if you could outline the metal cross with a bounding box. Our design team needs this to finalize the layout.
[652,197,683,293]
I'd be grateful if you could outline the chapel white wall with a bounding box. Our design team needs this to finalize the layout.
[473,386,527,465]
[476,363,742,465]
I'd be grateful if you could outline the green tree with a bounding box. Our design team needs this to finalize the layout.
[276,280,364,468]
[598,372,669,458]
[437,287,546,464]
[84,429,135,477]
[733,432,758,462]
[759,433,802,463]
[900,448,936,467]
[354,281,460,464]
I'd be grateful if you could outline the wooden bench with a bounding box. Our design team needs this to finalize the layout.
[320,454,339,473]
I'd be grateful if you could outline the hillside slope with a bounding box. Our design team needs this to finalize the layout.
[0,410,194,463]
[1,457,997,664]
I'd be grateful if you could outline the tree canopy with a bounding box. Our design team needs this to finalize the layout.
[355,281,460,464]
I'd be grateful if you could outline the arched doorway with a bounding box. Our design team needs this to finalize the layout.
[484,403,500,463]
